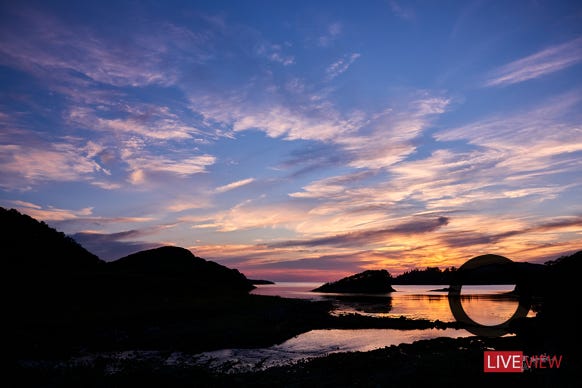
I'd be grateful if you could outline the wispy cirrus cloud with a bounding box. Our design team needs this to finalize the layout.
[256,43,295,66]
[338,96,450,169]
[68,105,217,142]
[389,1,415,21]
[0,7,215,88]
[165,196,213,213]
[369,94,582,214]
[2,200,94,221]
[276,96,448,175]
[192,91,364,142]
[437,215,582,264]
[67,104,219,186]
[215,178,255,193]
[0,120,216,190]
[271,216,449,248]
[4,200,156,227]
[435,92,582,177]
[0,141,110,190]
[326,53,361,80]
[485,37,582,87]
[125,154,216,185]
[0,5,226,191]
[187,243,354,281]
[318,22,342,47]
[181,200,308,232]
[232,106,356,141]
[194,90,449,172]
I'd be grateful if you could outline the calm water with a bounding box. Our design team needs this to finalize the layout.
[193,282,535,372]
[251,282,536,325]
[195,328,473,373]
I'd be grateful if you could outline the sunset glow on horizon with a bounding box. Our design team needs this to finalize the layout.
[1,1,581,281]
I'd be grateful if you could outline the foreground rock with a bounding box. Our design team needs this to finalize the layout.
[312,270,395,293]
[15,336,578,387]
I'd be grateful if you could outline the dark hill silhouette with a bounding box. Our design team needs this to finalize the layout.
[107,246,255,293]
[537,250,582,328]
[313,270,395,293]
[391,260,547,287]
[509,250,582,360]
[449,255,547,289]
[0,207,102,273]
[7,208,288,361]
[2,207,255,299]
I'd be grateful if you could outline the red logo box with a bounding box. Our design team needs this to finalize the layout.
[484,351,523,373]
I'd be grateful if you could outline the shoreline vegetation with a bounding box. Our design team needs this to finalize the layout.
[4,207,580,386]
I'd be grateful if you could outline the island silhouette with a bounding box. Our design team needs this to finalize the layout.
[312,269,395,293]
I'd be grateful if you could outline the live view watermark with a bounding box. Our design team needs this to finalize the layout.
[484,351,563,373]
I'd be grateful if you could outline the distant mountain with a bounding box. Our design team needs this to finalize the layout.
[313,270,395,294]
[107,246,255,293]
[1,207,102,273]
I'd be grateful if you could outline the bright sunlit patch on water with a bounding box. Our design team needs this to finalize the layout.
[459,285,521,326]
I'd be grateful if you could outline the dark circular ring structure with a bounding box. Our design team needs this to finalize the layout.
[448,254,531,337]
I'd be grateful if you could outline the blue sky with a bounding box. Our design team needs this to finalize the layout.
[1,0,581,281]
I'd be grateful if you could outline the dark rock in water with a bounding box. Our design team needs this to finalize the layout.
[312,270,395,293]
[428,287,450,292]
[108,246,255,293]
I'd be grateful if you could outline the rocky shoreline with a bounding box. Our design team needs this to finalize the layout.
[14,333,578,387]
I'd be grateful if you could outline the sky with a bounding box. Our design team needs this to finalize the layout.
[1,0,581,281]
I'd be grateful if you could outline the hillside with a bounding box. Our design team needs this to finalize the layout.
[0,207,102,273]
[1,206,254,295]
[107,246,255,293]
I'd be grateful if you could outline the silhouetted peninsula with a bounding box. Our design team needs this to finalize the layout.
[313,270,395,293]
[249,279,276,285]
[107,246,255,293]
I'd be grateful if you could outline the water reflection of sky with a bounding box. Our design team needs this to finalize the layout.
[195,284,534,373]
[251,283,536,325]
[195,328,476,373]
